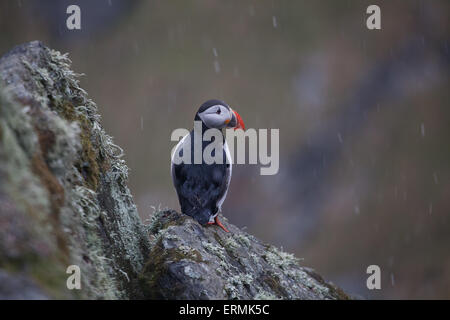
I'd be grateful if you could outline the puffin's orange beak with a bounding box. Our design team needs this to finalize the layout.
[232,110,245,131]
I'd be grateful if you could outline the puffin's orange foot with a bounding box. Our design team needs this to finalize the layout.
[214,217,229,233]
[207,217,230,232]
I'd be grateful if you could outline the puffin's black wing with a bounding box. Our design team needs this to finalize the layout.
[171,131,230,225]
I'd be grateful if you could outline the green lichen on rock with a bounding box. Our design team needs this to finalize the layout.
[0,87,70,299]
[139,209,350,300]
[0,41,150,299]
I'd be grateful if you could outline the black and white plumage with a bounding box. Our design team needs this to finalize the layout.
[171,100,245,232]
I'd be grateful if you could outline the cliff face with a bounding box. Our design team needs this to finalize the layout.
[0,41,150,299]
[0,41,349,300]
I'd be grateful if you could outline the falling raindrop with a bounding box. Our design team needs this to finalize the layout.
[429,203,433,215]
[140,116,144,131]
[354,205,360,215]
[212,48,218,57]
[337,132,343,144]
[420,123,425,137]
[214,61,221,73]
[433,172,439,184]
[272,16,278,28]
[390,273,395,286]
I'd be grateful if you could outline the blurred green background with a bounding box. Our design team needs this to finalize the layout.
[0,0,449,299]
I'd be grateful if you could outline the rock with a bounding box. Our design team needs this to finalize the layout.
[140,209,349,299]
[0,41,150,299]
[0,41,349,300]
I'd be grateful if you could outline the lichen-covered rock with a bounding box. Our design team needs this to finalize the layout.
[0,41,349,300]
[140,210,349,300]
[0,41,150,299]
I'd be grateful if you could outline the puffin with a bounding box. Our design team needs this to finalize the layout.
[171,100,245,232]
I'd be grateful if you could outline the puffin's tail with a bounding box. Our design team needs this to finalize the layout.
[179,195,213,225]
[184,207,211,226]
[196,208,213,225]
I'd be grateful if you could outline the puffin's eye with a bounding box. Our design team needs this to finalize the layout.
[216,108,221,115]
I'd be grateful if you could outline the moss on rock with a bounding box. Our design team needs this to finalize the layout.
[140,209,350,300]
[0,41,150,299]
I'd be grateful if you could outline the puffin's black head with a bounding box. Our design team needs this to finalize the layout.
[194,99,245,130]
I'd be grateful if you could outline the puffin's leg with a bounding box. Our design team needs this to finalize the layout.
[206,216,229,232]
[214,216,229,233]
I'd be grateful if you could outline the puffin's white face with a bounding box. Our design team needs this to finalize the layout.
[197,104,233,129]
